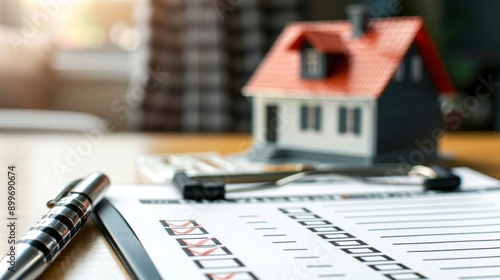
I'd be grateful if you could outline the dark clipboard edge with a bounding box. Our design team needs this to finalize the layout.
[92,198,162,280]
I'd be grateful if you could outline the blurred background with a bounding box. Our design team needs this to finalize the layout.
[0,0,498,132]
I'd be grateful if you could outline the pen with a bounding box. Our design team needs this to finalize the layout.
[0,172,110,280]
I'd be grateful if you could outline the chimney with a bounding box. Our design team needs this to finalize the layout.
[346,4,368,38]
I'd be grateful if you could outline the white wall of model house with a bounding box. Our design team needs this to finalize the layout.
[252,96,377,157]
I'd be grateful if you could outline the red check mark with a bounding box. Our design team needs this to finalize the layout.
[208,273,235,280]
[182,238,213,246]
[171,226,202,235]
[185,246,226,256]
[165,220,196,227]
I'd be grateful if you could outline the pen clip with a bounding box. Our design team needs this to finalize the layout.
[409,164,461,192]
[408,165,437,178]
[46,178,83,208]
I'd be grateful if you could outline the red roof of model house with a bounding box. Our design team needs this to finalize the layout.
[243,17,454,98]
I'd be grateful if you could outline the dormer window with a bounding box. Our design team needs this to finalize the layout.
[301,47,326,79]
[306,49,320,75]
[289,31,347,80]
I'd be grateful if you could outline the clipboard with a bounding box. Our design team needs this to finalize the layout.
[91,167,500,279]
[92,199,162,280]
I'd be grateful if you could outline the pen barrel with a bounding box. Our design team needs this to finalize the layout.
[17,193,92,265]
[1,172,109,280]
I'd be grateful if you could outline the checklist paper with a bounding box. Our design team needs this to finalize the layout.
[105,168,500,279]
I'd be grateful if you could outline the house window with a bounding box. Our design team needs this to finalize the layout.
[339,106,347,133]
[300,105,308,130]
[306,49,320,75]
[300,104,321,131]
[338,106,362,135]
[411,55,422,82]
[314,106,321,131]
[393,61,404,82]
[266,105,278,143]
[353,108,362,135]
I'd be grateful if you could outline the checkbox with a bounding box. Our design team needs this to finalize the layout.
[308,226,343,233]
[206,271,258,280]
[370,263,410,271]
[330,240,367,246]
[384,272,426,280]
[298,220,332,226]
[289,214,322,220]
[341,247,380,254]
[165,227,208,236]
[318,233,355,240]
[183,246,232,257]
[278,207,311,214]
[177,237,221,247]
[195,258,244,269]
[355,255,394,262]
[160,220,199,228]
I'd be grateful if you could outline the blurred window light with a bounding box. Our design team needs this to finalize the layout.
[18,0,139,51]
[411,55,422,83]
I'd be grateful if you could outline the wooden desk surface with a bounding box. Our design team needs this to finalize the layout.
[0,132,498,279]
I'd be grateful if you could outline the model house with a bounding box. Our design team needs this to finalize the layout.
[242,7,454,164]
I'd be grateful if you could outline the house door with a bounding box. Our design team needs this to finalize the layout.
[265,105,278,143]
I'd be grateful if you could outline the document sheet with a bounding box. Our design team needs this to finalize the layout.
[106,168,500,279]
